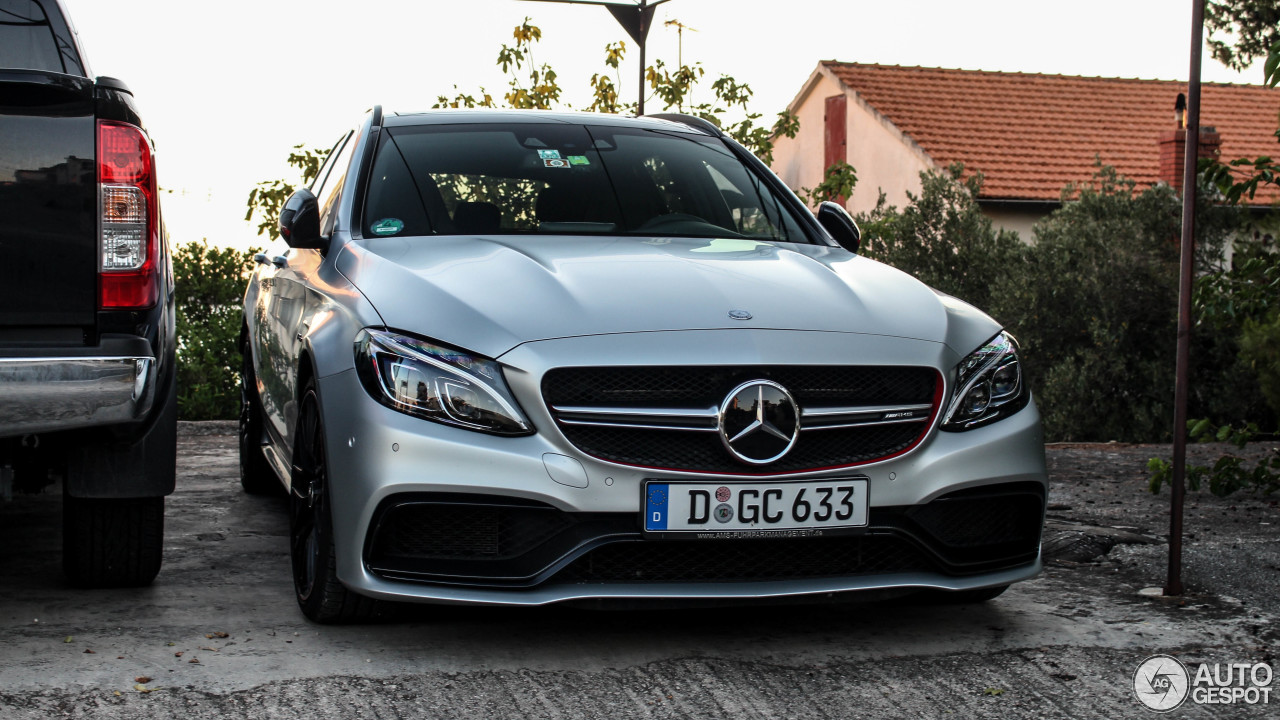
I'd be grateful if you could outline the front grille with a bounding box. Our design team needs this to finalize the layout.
[550,534,932,584]
[558,423,924,473]
[543,366,937,408]
[543,365,939,473]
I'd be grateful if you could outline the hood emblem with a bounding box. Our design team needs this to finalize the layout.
[718,380,800,465]
[728,310,752,320]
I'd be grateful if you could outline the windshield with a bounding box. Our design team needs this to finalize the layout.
[362,122,809,242]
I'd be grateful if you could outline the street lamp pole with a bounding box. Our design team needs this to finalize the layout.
[518,0,674,115]
[1166,0,1205,597]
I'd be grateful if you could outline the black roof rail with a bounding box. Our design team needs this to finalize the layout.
[369,104,383,128]
[645,112,723,137]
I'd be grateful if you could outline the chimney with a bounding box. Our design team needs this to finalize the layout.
[1158,117,1221,194]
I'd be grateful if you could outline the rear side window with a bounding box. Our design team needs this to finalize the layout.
[0,0,85,75]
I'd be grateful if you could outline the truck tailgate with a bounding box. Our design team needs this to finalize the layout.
[0,71,97,331]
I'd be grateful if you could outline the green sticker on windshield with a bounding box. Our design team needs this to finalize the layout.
[371,218,404,236]
[538,149,561,159]
[567,155,590,166]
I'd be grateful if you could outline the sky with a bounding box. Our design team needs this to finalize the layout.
[58,0,1264,251]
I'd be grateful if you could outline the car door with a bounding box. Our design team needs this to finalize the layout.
[255,131,355,457]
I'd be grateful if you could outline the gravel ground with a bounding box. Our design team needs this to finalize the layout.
[0,425,1276,718]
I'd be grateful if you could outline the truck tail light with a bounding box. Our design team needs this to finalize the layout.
[98,120,159,309]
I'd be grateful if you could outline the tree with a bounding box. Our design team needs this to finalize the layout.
[1205,0,1280,72]
[1201,3,1280,204]
[801,161,859,207]
[173,240,260,419]
[1196,5,1280,432]
[244,145,329,238]
[434,18,799,164]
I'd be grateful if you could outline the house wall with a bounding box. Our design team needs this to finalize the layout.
[771,67,1065,240]
[981,207,1046,243]
[842,88,936,217]
[772,73,843,206]
[771,70,935,217]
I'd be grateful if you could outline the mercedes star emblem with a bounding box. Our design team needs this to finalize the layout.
[728,309,752,320]
[717,380,800,465]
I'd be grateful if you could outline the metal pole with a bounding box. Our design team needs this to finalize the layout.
[637,18,646,115]
[1166,0,1204,597]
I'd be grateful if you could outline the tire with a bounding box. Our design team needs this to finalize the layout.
[63,495,164,587]
[290,381,378,623]
[239,343,281,495]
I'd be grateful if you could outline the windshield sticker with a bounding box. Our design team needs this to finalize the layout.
[543,158,571,169]
[691,238,771,253]
[538,149,561,159]
[567,155,590,166]
[371,218,404,236]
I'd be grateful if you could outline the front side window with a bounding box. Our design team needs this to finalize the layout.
[313,131,357,237]
[363,122,809,243]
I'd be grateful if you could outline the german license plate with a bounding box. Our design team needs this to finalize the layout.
[644,478,869,535]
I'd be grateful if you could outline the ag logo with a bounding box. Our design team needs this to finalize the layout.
[1133,654,1190,712]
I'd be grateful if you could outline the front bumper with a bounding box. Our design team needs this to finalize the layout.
[317,329,1047,606]
[0,337,155,438]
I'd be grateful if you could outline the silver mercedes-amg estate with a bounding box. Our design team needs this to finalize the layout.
[241,108,1047,622]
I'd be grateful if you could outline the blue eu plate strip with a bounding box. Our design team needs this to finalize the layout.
[645,483,669,531]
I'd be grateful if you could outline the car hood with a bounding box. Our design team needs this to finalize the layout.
[336,235,1000,360]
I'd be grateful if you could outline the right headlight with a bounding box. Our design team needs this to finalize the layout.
[940,331,1029,432]
[354,328,533,436]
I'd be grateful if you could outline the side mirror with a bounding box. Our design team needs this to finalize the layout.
[278,188,325,250]
[817,201,860,253]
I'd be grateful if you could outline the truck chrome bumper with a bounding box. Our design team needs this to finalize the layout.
[0,355,155,437]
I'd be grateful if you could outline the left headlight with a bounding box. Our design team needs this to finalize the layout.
[940,331,1029,432]
[354,329,533,436]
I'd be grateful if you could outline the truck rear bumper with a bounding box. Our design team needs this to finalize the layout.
[0,350,155,438]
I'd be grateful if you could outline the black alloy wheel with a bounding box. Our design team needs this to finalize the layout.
[288,382,377,623]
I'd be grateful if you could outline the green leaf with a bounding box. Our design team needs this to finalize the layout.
[1190,418,1213,439]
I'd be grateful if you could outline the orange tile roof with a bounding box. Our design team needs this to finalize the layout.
[821,62,1280,204]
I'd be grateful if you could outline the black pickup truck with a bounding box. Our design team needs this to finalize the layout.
[0,0,176,586]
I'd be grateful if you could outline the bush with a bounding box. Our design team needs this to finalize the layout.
[856,163,1248,442]
[1241,310,1280,416]
[1194,232,1280,426]
[1007,167,1238,441]
[856,164,1025,317]
[173,241,258,420]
